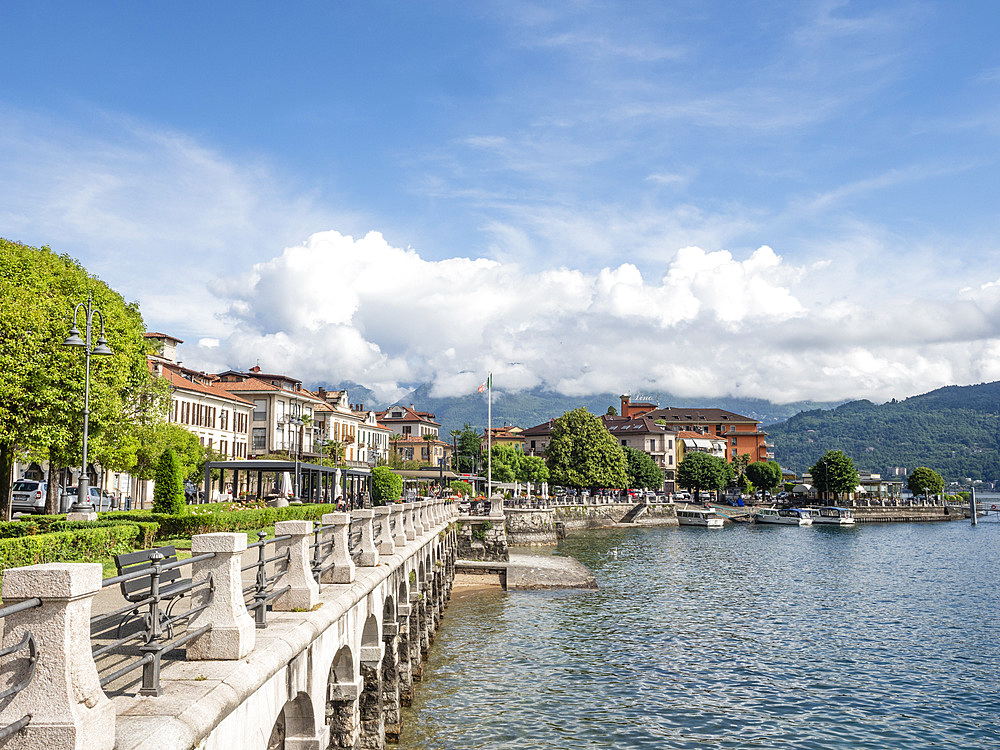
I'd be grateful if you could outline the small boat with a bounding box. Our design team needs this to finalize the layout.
[676,505,725,527]
[754,507,813,526]
[811,506,856,525]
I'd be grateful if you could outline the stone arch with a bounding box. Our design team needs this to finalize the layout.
[267,692,317,750]
[327,645,360,749]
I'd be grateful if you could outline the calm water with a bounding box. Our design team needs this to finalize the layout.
[400,519,1000,749]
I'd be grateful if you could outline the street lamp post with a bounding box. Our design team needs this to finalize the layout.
[63,293,113,512]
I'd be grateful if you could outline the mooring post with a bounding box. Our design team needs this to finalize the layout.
[970,486,978,526]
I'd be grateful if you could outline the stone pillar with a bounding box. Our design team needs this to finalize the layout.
[373,506,395,556]
[402,503,416,541]
[326,677,362,749]
[0,563,114,750]
[408,592,423,682]
[412,501,426,537]
[354,509,379,567]
[188,532,255,660]
[396,605,413,706]
[272,520,319,611]
[358,645,385,749]
[416,583,430,657]
[380,619,401,742]
[321,513,356,584]
[390,503,407,547]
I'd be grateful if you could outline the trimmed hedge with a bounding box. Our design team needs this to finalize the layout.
[105,503,331,538]
[0,518,158,548]
[0,524,142,573]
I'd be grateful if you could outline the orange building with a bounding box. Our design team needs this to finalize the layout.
[620,396,772,464]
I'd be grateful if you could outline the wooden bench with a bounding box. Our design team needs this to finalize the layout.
[113,546,192,637]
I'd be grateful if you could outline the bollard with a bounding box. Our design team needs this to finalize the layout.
[374,505,396,556]
[273,520,320,611]
[391,503,408,547]
[187,533,255,660]
[353,509,379,567]
[321,513,356,584]
[0,564,114,750]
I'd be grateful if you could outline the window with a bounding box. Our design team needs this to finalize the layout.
[649,439,655,451]
[276,400,285,420]
[668,455,674,465]
[252,428,266,451]
[253,400,266,421]
[402,426,411,436]
[530,440,536,449]
[220,409,228,430]
[621,439,626,446]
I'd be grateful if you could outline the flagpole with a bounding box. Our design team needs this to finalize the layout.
[487,372,492,502]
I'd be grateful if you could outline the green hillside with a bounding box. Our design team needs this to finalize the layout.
[766,382,1000,481]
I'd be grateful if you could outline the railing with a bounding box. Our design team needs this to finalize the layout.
[310,521,338,585]
[91,551,216,697]
[242,532,291,628]
[349,518,364,559]
[0,598,42,740]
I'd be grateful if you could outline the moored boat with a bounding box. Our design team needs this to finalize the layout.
[676,505,725,527]
[754,507,813,526]
[812,506,856,525]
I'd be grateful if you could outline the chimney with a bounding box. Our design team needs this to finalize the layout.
[621,394,630,417]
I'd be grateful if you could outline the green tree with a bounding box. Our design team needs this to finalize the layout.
[450,422,482,474]
[623,446,664,489]
[0,239,151,517]
[152,448,186,515]
[746,460,783,495]
[133,423,205,483]
[545,408,628,490]
[908,466,944,499]
[489,443,524,483]
[519,455,549,484]
[371,466,403,505]
[809,450,859,501]
[677,452,730,499]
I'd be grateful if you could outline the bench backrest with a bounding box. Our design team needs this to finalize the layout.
[115,546,182,603]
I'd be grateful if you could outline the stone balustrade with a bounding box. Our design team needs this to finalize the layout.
[0,500,457,750]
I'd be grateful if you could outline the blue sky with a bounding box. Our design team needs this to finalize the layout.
[4,1,1000,404]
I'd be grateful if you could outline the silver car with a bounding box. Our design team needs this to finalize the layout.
[11,480,63,514]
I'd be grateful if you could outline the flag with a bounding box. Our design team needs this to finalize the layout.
[477,373,492,393]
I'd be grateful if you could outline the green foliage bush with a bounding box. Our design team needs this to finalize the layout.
[153,448,186,515]
[0,524,141,573]
[0,518,158,547]
[371,466,403,505]
[107,503,329,538]
[449,480,473,497]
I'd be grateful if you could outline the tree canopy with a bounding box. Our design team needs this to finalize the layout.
[809,450,859,499]
[371,466,403,505]
[907,466,944,497]
[676,452,731,498]
[0,239,152,515]
[545,408,628,489]
[623,446,664,489]
[450,422,481,474]
[745,460,783,494]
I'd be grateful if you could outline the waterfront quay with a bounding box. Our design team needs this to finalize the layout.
[0,499,455,750]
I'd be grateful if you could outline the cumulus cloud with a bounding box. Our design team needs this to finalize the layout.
[182,230,1000,405]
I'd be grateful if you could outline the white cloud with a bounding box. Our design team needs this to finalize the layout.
[181,229,1000,405]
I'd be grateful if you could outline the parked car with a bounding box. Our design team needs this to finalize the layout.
[11,480,64,514]
[65,486,106,510]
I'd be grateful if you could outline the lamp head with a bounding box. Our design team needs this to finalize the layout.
[93,336,113,356]
[63,327,85,347]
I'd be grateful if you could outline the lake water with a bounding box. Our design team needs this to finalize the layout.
[399,518,1000,749]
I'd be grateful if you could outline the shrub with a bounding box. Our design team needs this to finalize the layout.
[0,518,158,547]
[0,525,141,574]
[107,503,329,538]
[371,466,403,505]
[449,480,473,497]
[153,448,186,515]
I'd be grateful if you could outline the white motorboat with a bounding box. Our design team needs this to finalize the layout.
[676,505,725,527]
[754,507,813,526]
[812,506,856,525]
